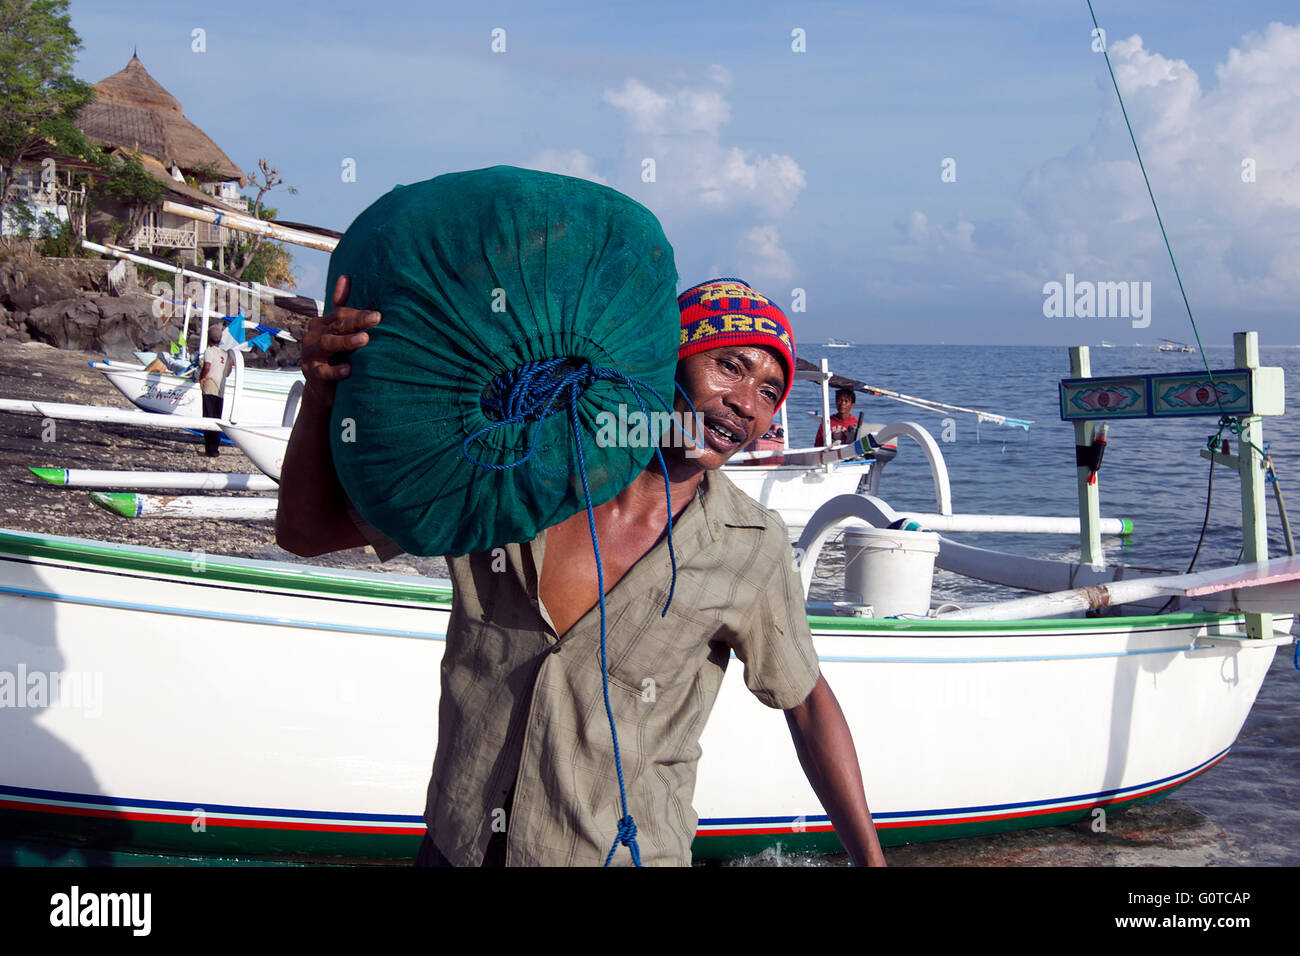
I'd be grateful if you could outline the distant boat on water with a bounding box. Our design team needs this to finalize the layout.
[1098,340,1115,348]
[1155,338,1194,353]
[826,337,852,348]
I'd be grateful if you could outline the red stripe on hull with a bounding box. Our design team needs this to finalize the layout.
[0,799,416,836]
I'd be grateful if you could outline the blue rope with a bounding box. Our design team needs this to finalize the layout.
[461,357,689,865]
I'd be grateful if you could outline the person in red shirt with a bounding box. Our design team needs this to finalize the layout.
[815,387,859,447]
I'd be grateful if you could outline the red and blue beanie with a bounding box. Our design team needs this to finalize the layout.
[677,277,796,407]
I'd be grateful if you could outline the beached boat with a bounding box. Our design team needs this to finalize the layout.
[219,419,878,540]
[0,533,1290,863]
[219,359,1030,541]
[0,334,1292,864]
[93,357,303,426]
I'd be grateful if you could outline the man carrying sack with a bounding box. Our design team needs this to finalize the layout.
[279,276,885,868]
[276,170,884,866]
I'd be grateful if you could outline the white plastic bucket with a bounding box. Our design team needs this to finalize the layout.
[842,525,940,618]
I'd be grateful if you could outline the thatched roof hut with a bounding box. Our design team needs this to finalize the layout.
[78,54,245,186]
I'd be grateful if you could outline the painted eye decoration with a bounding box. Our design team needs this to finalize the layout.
[1071,386,1140,412]
[1161,380,1246,409]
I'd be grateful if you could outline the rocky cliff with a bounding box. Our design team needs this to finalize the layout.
[0,248,307,366]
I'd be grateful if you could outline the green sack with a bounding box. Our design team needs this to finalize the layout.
[329,166,680,557]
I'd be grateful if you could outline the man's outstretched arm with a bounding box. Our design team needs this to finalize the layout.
[784,673,887,866]
[276,276,380,557]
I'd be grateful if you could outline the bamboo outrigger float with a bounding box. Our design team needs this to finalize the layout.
[0,334,1292,864]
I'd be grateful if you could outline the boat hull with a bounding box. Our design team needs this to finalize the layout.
[96,365,302,426]
[220,424,292,481]
[721,460,872,539]
[0,529,1285,863]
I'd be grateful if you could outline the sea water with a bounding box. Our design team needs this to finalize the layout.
[734,342,1300,866]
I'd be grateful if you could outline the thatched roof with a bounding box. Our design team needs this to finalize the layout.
[78,55,245,186]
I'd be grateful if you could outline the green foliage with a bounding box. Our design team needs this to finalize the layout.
[0,197,72,254]
[241,196,277,221]
[236,240,294,288]
[134,263,171,286]
[3,196,36,234]
[188,160,224,185]
[225,158,298,284]
[104,216,133,244]
[35,215,73,256]
[96,148,167,205]
[0,0,92,176]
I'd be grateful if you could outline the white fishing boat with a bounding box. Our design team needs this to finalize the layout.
[219,418,880,540]
[0,333,1291,864]
[826,337,852,348]
[0,525,1290,863]
[93,356,303,427]
[220,359,1030,541]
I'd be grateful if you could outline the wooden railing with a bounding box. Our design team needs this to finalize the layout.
[131,224,197,250]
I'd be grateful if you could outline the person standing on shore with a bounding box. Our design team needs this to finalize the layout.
[199,323,230,457]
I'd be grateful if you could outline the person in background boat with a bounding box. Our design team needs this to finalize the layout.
[199,323,230,457]
[277,276,886,868]
[814,388,859,447]
[740,420,785,466]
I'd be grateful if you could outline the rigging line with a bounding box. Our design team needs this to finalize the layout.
[1085,4,1289,581]
[858,387,1032,430]
[1087,4,1279,509]
[1084,1,1226,415]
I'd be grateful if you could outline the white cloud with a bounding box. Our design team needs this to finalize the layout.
[741,225,796,284]
[705,64,733,89]
[896,211,974,252]
[526,148,608,185]
[888,24,1300,313]
[598,69,807,290]
[601,73,806,215]
[601,79,672,134]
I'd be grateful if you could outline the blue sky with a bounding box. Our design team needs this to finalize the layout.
[70,1,1300,345]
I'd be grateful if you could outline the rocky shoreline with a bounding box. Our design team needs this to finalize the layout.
[1,249,306,366]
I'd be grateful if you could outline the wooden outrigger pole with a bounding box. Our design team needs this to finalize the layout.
[161,200,339,253]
